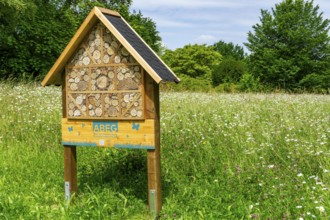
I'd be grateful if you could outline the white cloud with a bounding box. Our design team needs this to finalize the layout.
[195,34,217,45]
[131,0,330,50]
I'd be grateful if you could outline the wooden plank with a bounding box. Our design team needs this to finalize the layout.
[41,8,99,86]
[144,72,156,119]
[62,74,78,201]
[62,119,155,149]
[94,7,163,84]
[67,89,141,94]
[96,7,121,17]
[64,145,78,200]
[144,74,162,216]
[62,71,67,117]
[66,63,140,68]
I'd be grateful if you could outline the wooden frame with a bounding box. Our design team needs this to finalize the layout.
[65,22,145,120]
[42,7,180,217]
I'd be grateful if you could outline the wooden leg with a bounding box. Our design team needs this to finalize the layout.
[64,145,77,201]
[147,149,162,218]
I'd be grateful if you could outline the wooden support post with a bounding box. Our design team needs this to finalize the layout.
[64,145,78,201]
[62,71,78,202]
[145,73,162,217]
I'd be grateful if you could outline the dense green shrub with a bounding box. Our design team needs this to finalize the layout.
[238,73,262,92]
[212,58,247,86]
[162,44,222,80]
[214,83,238,93]
[299,73,330,93]
[161,74,212,92]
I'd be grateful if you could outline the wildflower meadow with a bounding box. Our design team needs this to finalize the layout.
[0,83,329,219]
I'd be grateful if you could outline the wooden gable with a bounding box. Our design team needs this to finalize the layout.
[41,7,179,87]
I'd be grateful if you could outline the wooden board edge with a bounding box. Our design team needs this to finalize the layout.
[95,7,121,17]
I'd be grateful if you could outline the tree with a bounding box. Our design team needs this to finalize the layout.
[0,0,76,79]
[245,0,330,90]
[162,44,222,80]
[128,11,161,53]
[213,40,245,60]
[0,0,161,79]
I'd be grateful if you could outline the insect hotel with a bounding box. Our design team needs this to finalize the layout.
[41,7,179,216]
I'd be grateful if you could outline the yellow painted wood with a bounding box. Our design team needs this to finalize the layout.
[97,7,121,17]
[62,118,155,148]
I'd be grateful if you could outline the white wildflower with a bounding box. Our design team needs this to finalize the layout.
[316,206,325,212]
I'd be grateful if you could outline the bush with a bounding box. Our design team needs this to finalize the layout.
[212,58,246,86]
[238,73,261,92]
[214,83,238,93]
[299,73,330,93]
[160,74,212,92]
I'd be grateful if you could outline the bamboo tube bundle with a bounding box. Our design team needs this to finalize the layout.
[68,94,87,117]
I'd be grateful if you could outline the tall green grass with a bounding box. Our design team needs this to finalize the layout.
[0,83,329,219]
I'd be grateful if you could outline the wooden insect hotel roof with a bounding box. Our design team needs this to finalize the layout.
[41,7,179,86]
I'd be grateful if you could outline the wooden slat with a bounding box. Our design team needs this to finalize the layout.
[144,73,162,215]
[62,72,78,201]
[62,71,67,117]
[96,7,121,17]
[64,146,78,199]
[66,62,140,68]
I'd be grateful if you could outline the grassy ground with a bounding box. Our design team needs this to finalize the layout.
[0,83,329,219]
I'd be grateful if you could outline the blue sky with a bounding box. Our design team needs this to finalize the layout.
[131,0,330,51]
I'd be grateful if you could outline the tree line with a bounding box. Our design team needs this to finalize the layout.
[162,0,330,93]
[0,0,161,80]
[0,0,329,93]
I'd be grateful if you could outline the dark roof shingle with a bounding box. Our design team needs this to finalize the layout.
[105,14,179,83]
